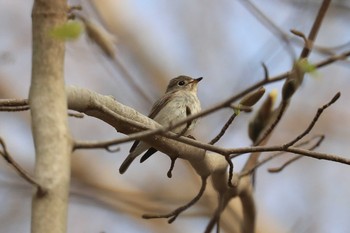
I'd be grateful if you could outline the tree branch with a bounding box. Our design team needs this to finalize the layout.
[30,1,73,233]
[142,176,208,223]
[0,138,46,195]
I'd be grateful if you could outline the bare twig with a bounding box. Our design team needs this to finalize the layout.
[268,155,303,173]
[315,50,350,68]
[1,49,348,155]
[204,193,228,233]
[0,99,29,106]
[210,88,263,146]
[0,106,30,111]
[68,112,84,118]
[143,176,208,223]
[0,99,30,112]
[0,138,47,195]
[300,0,332,58]
[73,95,350,168]
[240,0,344,59]
[0,88,343,169]
[225,155,235,187]
[262,62,269,81]
[209,113,238,145]
[238,0,296,59]
[74,139,121,152]
[269,133,325,173]
[284,92,340,148]
[239,135,325,177]
[241,0,333,181]
[166,158,176,178]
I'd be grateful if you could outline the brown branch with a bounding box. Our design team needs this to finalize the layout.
[74,139,121,152]
[240,0,342,59]
[209,112,238,145]
[238,0,296,59]
[315,50,350,69]
[0,138,46,195]
[75,98,350,168]
[225,155,235,187]
[30,2,73,233]
[230,145,350,165]
[0,99,29,106]
[239,135,325,177]
[300,0,332,58]
[0,99,30,112]
[1,49,348,154]
[0,106,30,111]
[262,62,269,81]
[3,88,349,170]
[242,0,333,179]
[283,92,340,148]
[143,176,208,223]
[269,134,325,173]
[268,155,303,173]
[68,112,84,118]
[166,158,177,178]
[204,192,231,233]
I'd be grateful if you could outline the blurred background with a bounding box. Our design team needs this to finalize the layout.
[0,0,350,232]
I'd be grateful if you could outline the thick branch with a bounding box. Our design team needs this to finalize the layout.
[30,1,73,233]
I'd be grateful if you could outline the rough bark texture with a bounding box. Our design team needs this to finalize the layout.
[30,1,72,233]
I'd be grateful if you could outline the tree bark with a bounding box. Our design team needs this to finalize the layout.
[30,1,72,233]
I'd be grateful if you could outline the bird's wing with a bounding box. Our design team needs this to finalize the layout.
[129,91,177,153]
[140,147,158,163]
[148,90,177,119]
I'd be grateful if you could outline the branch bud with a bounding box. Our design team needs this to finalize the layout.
[248,90,277,142]
[240,87,265,107]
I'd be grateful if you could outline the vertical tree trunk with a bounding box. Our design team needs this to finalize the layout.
[30,1,72,233]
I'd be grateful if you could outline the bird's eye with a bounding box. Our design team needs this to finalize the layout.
[178,81,186,86]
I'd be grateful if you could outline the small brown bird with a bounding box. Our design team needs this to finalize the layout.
[119,75,202,174]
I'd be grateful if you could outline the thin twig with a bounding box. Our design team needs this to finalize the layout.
[262,62,269,81]
[269,134,325,173]
[205,194,226,233]
[167,158,176,178]
[112,56,154,104]
[268,155,303,173]
[2,50,348,154]
[75,100,350,168]
[0,106,30,111]
[315,50,350,69]
[0,99,29,106]
[68,112,85,118]
[0,99,30,112]
[283,92,340,148]
[225,155,235,187]
[143,176,207,223]
[300,0,332,58]
[0,138,47,195]
[241,0,333,180]
[238,0,296,59]
[209,113,237,145]
[239,135,324,177]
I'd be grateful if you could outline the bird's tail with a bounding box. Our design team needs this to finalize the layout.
[119,153,136,174]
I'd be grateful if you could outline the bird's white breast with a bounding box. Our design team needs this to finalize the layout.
[153,90,200,134]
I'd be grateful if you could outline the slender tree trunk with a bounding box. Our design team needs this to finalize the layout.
[30,1,72,233]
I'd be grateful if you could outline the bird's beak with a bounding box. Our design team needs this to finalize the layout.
[193,77,203,83]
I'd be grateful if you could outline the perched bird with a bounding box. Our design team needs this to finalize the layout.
[119,75,202,174]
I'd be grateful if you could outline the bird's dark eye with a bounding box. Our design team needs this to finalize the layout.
[178,81,186,86]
